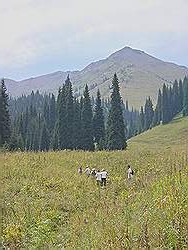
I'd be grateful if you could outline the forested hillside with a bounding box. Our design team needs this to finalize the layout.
[1,75,188,151]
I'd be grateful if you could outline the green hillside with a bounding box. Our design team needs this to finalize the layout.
[1,117,188,249]
[130,116,188,150]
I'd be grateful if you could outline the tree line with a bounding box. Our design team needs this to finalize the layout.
[0,75,188,151]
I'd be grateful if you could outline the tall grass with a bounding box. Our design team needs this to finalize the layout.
[1,144,188,248]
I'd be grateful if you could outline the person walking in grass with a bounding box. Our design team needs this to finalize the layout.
[91,168,96,178]
[101,169,108,186]
[78,166,83,175]
[85,166,91,177]
[96,169,102,186]
[127,165,134,180]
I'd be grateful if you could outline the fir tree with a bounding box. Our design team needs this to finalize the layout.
[57,75,74,149]
[139,106,145,132]
[93,89,105,149]
[162,84,171,124]
[125,100,129,111]
[168,86,173,120]
[40,122,50,151]
[106,73,126,150]
[43,98,50,128]
[81,84,94,151]
[64,75,74,149]
[153,89,162,127]
[172,80,179,115]
[183,76,188,116]
[0,79,11,146]
[57,85,67,149]
[72,98,82,149]
[49,93,56,132]
[51,122,59,150]
[179,79,183,112]
[144,97,154,130]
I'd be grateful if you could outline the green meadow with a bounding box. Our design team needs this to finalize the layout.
[1,116,188,249]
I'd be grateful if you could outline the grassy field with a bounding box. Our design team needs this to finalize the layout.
[1,116,188,249]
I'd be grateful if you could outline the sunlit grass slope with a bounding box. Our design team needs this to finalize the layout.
[130,115,188,150]
[1,116,188,249]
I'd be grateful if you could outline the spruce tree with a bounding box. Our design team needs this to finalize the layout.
[51,122,59,150]
[179,79,183,112]
[125,100,129,111]
[72,98,82,149]
[43,98,50,129]
[0,79,11,146]
[169,86,174,120]
[40,122,50,151]
[64,75,74,149]
[172,80,179,115]
[81,84,94,151]
[57,75,74,149]
[162,84,171,124]
[106,73,126,150]
[93,89,105,149]
[49,93,56,132]
[57,85,67,149]
[183,76,188,116]
[152,89,162,127]
[139,106,145,132]
[144,97,154,130]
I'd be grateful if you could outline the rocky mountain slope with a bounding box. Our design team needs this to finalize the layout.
[5,46,188,108]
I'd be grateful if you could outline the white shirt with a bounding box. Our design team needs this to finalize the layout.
[128,168,133,179]
[96,172,102,181]
[101,171,108,179]
[85,168,91,176]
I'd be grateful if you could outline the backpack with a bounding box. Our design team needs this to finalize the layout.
[131,169,134,175]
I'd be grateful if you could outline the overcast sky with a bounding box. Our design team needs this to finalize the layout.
[0,0,187,80]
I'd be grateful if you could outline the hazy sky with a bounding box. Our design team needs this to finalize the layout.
[0,0,187,80]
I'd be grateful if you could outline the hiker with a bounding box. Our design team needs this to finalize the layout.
[101,169,108,186]
[85,166,91,177]
[127,165,134,180]
[91,168,96,177]
[96,170,102,186]
[78,166,83,175]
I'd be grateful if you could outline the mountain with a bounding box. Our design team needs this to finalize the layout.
[5,46,188,108]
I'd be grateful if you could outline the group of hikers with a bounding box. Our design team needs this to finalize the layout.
[78,165,134,186]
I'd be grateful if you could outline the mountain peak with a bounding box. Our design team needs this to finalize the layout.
[108,46,147,61]
[5,47,188,108]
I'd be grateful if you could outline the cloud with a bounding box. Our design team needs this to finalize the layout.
[0,0,187,74]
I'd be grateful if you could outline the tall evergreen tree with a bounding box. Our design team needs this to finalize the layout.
[72,98,82,149]
[58,85,67,149]
[183,76,188,116]
[168,86,174,121]
[139,106,145,132]
[162,84,171,124]
[179,79,183,112]
[43,98,50,127]
[51,122,59,150]
[81,84,94,151]
[57,75,74,149]
[40,122,50,151]
[49,93,56,132]
[144,97,154,130]
[152,89,162,127]
[0,79,11,146]
[64,75,74,149]
[93,89,105,149]
[172,80,179,115]
[106,73,126,150]
[125,100,129,111]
